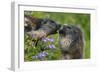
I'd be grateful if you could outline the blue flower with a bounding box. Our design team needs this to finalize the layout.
[48,44,56,49]
[41,38,48,42]
[38,52,48,59]
[32,52,48,60]
[47,38,54,42]
[41,38,54,42]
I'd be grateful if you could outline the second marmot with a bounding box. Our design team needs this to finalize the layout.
[59,25,84,59]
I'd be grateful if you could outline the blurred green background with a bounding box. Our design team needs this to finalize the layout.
[24,11,90,61]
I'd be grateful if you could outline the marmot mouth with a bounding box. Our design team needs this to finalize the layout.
[59,30,66,36]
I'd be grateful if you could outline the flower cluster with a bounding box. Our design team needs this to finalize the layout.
[32,52,48,60]
[41,38,54,42]
[42,38,56,50]
[48,44,56,49]
[32,37,56,60]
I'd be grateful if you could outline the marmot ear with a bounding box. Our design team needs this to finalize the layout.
[57,24,61,29]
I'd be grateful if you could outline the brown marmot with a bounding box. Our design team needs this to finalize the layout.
[59,25,84,59]
[24,14,61,39]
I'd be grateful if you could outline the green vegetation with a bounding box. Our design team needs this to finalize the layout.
[24,11,90,61]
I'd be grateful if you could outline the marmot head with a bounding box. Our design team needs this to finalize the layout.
[59,25,83,40]
[40,18,61,35]
[59,25,84,58]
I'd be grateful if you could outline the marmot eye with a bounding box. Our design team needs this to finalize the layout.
[66,26,71,29]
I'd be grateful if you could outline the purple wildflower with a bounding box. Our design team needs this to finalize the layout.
[48,44,56,49]
[32,52,48,60]
[47,38,54,42]
[41,38,54,42]
[37,52,48,59]
[41,38,47,42]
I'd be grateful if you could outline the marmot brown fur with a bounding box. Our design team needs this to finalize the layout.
[24,14,61,39]
[59,25,84,59]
